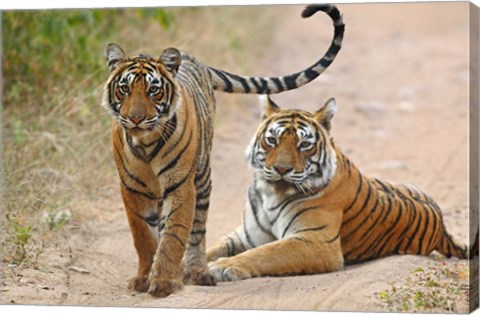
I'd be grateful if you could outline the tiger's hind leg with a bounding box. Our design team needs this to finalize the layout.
[182,172,215,286]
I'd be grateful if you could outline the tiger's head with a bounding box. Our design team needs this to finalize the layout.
[247,95,338,194]
[101,43,182,135]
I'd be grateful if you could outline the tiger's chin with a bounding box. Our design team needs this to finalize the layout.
[123,126,155,137]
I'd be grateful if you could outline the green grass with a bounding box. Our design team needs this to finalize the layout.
[376,261,469,313]
[1,5,277,267]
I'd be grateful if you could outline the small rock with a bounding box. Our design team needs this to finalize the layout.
[397,101,415,113]
[67,266,90,274]
[36,284,52,290]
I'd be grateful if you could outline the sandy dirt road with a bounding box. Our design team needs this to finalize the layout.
[2,2,473,313]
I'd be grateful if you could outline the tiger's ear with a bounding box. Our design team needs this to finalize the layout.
[259,95,280,120]
[314,98,337,131]
[160,47,182,76]
[104,43,126,72]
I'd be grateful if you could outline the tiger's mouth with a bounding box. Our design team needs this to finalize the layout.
[119,115,160,131]
[262,168,307,184]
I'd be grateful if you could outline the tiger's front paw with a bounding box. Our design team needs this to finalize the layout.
[208,258,251,282]
[148,277,183,298]
[183,267,216,286]
[128,275,150,292]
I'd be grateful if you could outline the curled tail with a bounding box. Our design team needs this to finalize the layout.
[209,4,345,94]
[436,231,468,259]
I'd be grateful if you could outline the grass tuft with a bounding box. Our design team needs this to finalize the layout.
[376,261,469,313]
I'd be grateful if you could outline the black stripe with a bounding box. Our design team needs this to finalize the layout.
[372,204,405,258]
[342,196,379,242]
[345,196,390,258]
[268,191,305,211]
[195,202,209,211]
[250,77,270,94]
[345,158,352,177]
[211,68,233,92]
[125,133,145,160]
[356,197,387,243]
[227,236,235,256]
[157,128,193,176]
[248,187,275,238]
[226,72,251,93]
[162,108,190,158]
[121,177,157,200]
[163,164,195,199]
[190,229,206,235]
[163,232,186,249]
[304,68,318,81]
[271,77,285,92]
[343,181,373,226]
[392,200,415,254]
[282,73,300,90]
[325,231,340,243]
[444,233,453,257]
[294,236,313,244]
[375,178,392,194]
[114,145,147,188]
[416,205,431,254]
[281,205,322,238]
[243,215,255,248]
[195,157,211,182]
[295,225,327,234]
[270,193,307,225]
[145,212,159,227]
[170,223,189,230]
[345,195,393,260]
[402,204,423,252]
[343,172,363,213]
[425,207,439,253]
[195,184,212,202]
[147,114,178,161]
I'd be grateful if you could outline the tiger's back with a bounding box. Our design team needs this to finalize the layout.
[337,154,468,264]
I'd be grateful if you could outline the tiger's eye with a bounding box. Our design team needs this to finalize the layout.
[299,141,311,149]
[148,86,159,95]
[120,85,130,94]
[266,137,276,146]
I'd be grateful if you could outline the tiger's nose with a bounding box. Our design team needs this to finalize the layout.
[130,116,145,125]
[274,166,293,175]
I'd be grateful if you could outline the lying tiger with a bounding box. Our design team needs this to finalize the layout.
[102,5,344,297]
[207,96,468,281]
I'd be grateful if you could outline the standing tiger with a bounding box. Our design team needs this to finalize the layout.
[206,96,468,282]
[101,5,345,297]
